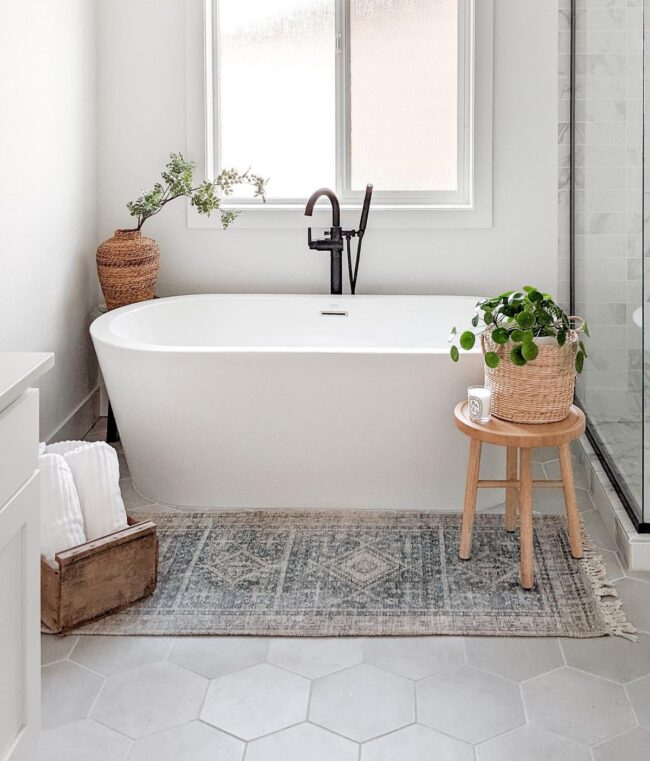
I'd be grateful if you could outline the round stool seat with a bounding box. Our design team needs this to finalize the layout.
[454,402,585,448]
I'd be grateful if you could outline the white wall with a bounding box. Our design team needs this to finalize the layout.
[0,0,99,439]
[97,0,558,299]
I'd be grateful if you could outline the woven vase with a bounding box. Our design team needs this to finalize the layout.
[482,331,578,424]
[96,229,159,311]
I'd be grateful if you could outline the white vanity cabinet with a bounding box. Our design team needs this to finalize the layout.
[0,353,53,761]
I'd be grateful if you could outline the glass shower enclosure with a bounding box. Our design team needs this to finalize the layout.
[570,0,648,530]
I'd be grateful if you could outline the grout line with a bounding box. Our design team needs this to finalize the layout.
[197,717,249,745]
[86,677,108,722]
[86,715,135,745]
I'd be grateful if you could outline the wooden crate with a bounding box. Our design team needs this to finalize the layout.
[41,516,158,634]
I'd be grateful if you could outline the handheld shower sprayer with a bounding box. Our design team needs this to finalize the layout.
[346,184,373,295]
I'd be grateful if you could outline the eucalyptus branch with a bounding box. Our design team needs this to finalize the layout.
[126,153,268,232]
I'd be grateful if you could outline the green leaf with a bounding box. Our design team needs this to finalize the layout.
[483,311,493,325]
[471,315,479,328]
[521,341,539,362]
[515,311,535,330]
[582,320,590,338]
[450,346,459,362]
[523,285,535,293]
[491,327,510,345]
[575,350,585,374]
[450,326,457,335]
[460,331,476,351]
[484,351,500,369]
[528,289,543,303]
[557,329,567,347]
[579,340,588,358]
[510,346,527,366]
[508,292,525,303]
[510,329,524,343]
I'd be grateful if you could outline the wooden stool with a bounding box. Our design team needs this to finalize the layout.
[454,402,586,590]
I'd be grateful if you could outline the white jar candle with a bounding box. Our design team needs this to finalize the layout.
[468,386,492,424]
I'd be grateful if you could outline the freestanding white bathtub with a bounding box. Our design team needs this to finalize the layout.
[91,294,502,510]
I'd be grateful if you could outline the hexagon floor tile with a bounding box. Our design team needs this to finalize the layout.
[41,660,105,730]
[200,663,310,740]
[581,511,618,552]
[267,638,363,678]
[92,662,207,738]
[561,631,650,683]
[614,578,650,632]
[593,727,650,761]
[522,667,636,745]
[128,721,244,761]
[530,486,594,515]
[37,719,131,761]
[627,674,650,729]
[361,724,473,761]
[70,636,173,676]
[477,724,591,761]
[465,636,563,682]
[417,666,524,744]
[169,636,268,679]
[245,722,358,761]
[310,664,414,741]
[119,478,153,509]
[532,447,562,464]
[364,636,464,679]
[41,634,78,665]
[543,460,589,490]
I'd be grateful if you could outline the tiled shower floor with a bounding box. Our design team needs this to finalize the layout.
[39,420,650,761]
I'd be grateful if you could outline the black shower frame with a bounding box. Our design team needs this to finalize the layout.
[569,0,649,532]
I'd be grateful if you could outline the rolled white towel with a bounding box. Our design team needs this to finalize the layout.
[46,440,89,456]
[39,453,87,568]
[60,442,128,541]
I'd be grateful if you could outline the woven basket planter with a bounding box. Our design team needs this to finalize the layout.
[481,330,578,424]
[97,229,159,311]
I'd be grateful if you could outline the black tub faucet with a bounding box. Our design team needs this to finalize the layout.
[304,188,344,295]
[304,184,373,296]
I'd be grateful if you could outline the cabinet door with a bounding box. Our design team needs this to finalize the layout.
[0,475,40,761]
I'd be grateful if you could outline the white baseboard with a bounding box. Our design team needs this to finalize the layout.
[46,386,101,443]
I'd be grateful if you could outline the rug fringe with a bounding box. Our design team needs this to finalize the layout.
[581,522,637,640]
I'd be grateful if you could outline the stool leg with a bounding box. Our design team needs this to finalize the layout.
[460,438,482,560]
[559,443,583,559]
[505,446,518,532]
[519,448,534,589]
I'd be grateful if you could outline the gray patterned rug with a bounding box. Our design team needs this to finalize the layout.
[74,511,634,638]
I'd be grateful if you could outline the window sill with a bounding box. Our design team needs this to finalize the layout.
[186,202,493,230]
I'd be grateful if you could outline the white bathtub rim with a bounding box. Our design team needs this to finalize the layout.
[90,292,484,355]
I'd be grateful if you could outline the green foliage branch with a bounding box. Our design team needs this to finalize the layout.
[126,153,267,231]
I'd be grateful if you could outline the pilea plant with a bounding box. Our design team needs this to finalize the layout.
[449,286,589,373]
[126,153,267,231]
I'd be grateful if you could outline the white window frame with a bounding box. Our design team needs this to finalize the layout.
[185,0,493,229]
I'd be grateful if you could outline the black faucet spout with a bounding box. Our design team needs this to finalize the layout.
[304,187,341,227]
[305,187,344,295]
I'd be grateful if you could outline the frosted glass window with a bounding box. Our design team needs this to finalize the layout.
[349,0,458,192]
[213,0,468,203]
[217,0,336,199]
